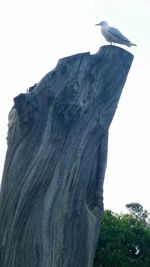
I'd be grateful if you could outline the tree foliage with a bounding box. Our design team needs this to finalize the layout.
[126,202,150,225]
[94,203,150,267]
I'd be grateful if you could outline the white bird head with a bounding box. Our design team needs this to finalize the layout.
[95,21,108,27]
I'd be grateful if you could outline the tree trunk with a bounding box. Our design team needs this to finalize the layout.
[0,46,133,267]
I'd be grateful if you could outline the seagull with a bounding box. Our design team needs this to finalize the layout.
[95,21,137,47]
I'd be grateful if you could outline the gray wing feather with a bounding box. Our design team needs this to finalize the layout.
[108,26,130,42]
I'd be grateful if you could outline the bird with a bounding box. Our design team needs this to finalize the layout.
[95,21,137,47]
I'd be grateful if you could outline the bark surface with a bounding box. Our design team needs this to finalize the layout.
[0,46,133,267]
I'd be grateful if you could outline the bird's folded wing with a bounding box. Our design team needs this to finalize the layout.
[108,27,130,42]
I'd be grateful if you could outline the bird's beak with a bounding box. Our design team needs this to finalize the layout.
[95,23,100,26]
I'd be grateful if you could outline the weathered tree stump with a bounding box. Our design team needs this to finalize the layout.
[0,46,133,267]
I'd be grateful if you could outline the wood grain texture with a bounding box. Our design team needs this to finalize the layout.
[0,46,133,267]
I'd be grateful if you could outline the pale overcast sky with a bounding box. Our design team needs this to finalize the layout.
[0,0,150,213]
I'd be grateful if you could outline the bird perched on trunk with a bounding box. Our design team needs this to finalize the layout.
[95,21,137,47]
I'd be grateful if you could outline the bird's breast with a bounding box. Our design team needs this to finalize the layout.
[101,27,108,38]
[101,27,111,42]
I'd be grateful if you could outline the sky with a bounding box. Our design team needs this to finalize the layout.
[0,0,150,213]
